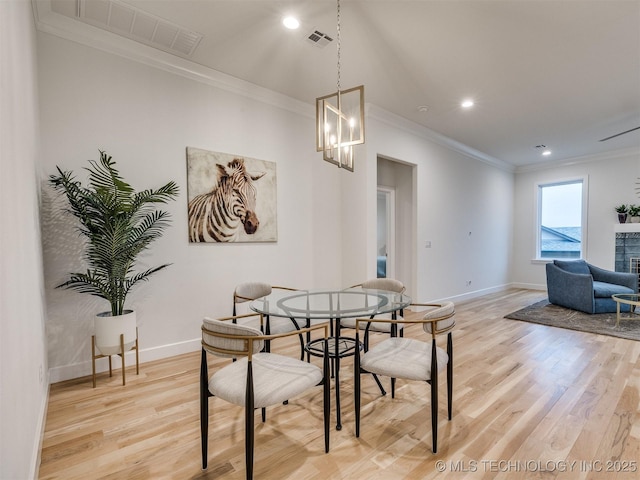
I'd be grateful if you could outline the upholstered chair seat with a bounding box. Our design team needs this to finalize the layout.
[200,314,330,480]
[354,301,455,454]
[208,352,323,408]
[361,337,448,381]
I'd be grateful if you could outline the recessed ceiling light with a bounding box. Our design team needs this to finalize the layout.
[534,145,551,156]
[461,99,474,108]
[282,16,300,29]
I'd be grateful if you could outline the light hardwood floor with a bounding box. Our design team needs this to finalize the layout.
[39,289,640,479]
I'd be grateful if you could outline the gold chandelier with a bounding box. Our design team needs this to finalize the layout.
[315,0,365,172]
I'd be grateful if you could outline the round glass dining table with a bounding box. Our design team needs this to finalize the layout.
[250,287,412,430]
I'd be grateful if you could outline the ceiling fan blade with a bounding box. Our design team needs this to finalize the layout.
[599,126,640,142]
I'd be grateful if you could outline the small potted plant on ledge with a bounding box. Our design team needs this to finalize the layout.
[49,150,179,370]
[628,204,640,223]
[615,204,629,224]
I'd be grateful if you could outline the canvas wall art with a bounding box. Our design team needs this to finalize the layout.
[186,147,277,243]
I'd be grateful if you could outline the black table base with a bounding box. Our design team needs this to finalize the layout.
[305,336,362,430]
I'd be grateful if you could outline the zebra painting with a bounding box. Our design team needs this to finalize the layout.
[186,147,277,243]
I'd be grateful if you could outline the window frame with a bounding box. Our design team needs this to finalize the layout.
[534,176,589,262]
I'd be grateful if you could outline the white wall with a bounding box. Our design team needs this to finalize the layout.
[37,24,519,383]
[0,1,49,478]
[342,107,515,302]
[37,32,343,381]
[513,150,640,288]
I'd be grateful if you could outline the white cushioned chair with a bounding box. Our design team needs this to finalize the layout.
[354,302,455,454]
[233,282,308,357]
[341,278,407,347]
[341,278,407,395]
[200,313,330,479]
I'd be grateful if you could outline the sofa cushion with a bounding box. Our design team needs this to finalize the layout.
[593,281,635,298]
[555,259,590,275]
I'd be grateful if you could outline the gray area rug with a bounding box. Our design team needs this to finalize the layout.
[504,300,640,341]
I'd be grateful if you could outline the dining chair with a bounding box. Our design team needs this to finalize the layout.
[354,301,455,453]
[233,282,306,357]
[341,278,407,349]
[341,278,407,396]
[200,313,330,479]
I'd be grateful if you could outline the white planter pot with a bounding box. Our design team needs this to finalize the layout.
[94,310,137,356]
[631,216,640,223]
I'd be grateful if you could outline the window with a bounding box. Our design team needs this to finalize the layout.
[536,178,587,260]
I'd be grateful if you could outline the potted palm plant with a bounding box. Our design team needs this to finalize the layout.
[49,150,179,355]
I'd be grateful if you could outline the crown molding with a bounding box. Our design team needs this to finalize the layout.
[366,104,515,173]
[32,0,314,119]
[32,1,517,174]
[40,0,632,176]
[515,146,640,174]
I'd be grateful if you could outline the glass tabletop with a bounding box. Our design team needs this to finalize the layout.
[612,293,640,304]
[250,287,411,319]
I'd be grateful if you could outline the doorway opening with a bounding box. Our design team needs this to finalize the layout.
[376,156,415,295]
[377,187,395,278]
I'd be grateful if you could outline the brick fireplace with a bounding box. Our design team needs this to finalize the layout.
[615,224,640,284]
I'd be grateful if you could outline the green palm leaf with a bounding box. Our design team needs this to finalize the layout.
[50,150,179,316]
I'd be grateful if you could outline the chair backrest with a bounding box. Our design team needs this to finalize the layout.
[202,317,265,358]
[360,278,405,293]
[233,282,272,315]
[234,282,272,303]
[554,259,590,275]
[422,302,455,336]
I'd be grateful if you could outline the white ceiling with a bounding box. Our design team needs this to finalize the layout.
[39,0,640,168]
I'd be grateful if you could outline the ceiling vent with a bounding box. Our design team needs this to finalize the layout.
[76,0,202,57]
[306,29,333,48]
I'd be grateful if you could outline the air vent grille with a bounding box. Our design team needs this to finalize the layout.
[77,0,202,58]
[307,29,333,48]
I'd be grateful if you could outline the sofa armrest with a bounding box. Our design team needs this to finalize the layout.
[588,264,639,292]
[546,263,595,313]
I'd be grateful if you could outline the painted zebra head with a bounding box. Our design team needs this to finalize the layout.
[217,158,266,235]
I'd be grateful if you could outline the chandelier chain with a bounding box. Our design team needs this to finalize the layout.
[336,0,341,93]
[316,0,363,171]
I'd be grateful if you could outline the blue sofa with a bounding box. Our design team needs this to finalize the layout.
[545,259,638,314]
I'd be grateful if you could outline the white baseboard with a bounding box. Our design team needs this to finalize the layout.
[510,282,547,291]
[48,338,201,384]
[440,283,511,303]
[427,283,546,304]
[31,377,50,480]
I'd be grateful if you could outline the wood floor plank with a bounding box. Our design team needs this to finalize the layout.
[38,289,640,479]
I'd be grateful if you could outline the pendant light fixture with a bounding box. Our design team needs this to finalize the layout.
[316,0,364,172]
